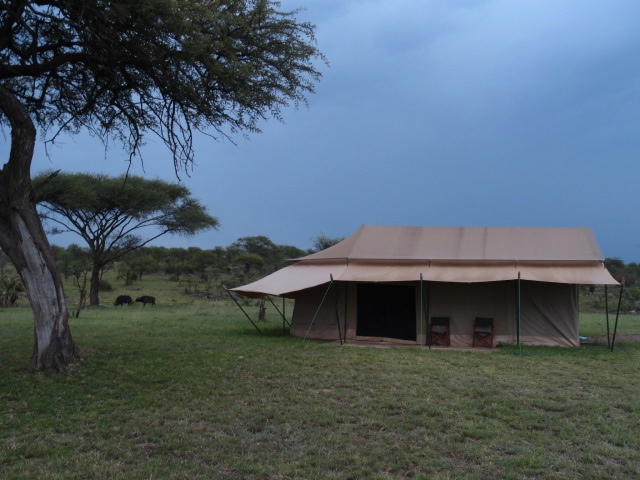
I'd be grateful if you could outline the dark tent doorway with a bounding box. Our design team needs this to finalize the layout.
[356,283,416,341]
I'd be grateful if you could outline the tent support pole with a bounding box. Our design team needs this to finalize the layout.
[343,284,349,343]
[223,287,262,335]
[426,282,431,347]
[423,278,431,349]
[330,274,343,345]
[517,273,521,354]
[304,276,334,341]
[605,284,610,349]
[420,274,424,348]
[611,279,624,352]
[265,295,291,329]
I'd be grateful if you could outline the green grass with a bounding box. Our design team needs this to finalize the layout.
[580,311,639,338]
[1,281,639,479]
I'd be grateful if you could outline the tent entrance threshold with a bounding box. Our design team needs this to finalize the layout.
[354,336,416,345]
[329,339,496,351]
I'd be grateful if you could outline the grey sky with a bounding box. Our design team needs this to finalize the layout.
[16,0,640,260]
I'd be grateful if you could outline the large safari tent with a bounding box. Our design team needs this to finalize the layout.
[231,226,618,347]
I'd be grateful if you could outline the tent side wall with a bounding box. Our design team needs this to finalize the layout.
[519,281,579,346]
[426,281,515,347]
[290,282,354,340]
[427,281,578,347]
[290,280,579,347]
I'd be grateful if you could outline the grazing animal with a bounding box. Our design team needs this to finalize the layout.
[135,295,156,306]
[114,295,133,306]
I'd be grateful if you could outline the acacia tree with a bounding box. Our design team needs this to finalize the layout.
[311,234,344,252]
[33,172,219,306]
[0,1,323,371]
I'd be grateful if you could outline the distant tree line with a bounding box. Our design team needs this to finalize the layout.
[0,233,343,313]
[6,241,637,311]
[44,235,333,302]
[603,259,640,287]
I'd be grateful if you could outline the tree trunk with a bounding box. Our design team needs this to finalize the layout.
[89,263,101,306]
[0,86,76,371]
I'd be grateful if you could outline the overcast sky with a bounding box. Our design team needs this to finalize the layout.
[18,0,640,261]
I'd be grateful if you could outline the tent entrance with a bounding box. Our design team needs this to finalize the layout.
[356,283,416,341]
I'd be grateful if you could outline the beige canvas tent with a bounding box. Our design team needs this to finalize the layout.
[231,225,618,347]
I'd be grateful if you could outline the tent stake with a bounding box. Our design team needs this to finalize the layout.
[224,286,262,335]
[611,279,625,352]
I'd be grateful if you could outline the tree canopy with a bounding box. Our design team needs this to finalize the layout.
[33,171,218,305]
[311,234,345,252]
[1,0,324,170]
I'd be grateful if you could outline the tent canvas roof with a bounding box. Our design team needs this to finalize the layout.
[298,225,606,262]
[231,225,618,297]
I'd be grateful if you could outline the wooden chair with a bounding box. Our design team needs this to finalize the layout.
[429,317,450,346]
[472,317,494,348]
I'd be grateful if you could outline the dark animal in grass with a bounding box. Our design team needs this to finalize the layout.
[114,295,133,306]
[135,295,156,306]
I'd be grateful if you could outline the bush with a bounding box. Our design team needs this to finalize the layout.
[99,279,113,292]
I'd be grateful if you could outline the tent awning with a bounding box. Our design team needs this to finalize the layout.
[229,260,618,298]
[229,263,348,298]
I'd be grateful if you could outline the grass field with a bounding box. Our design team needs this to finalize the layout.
[1,278,639,479]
